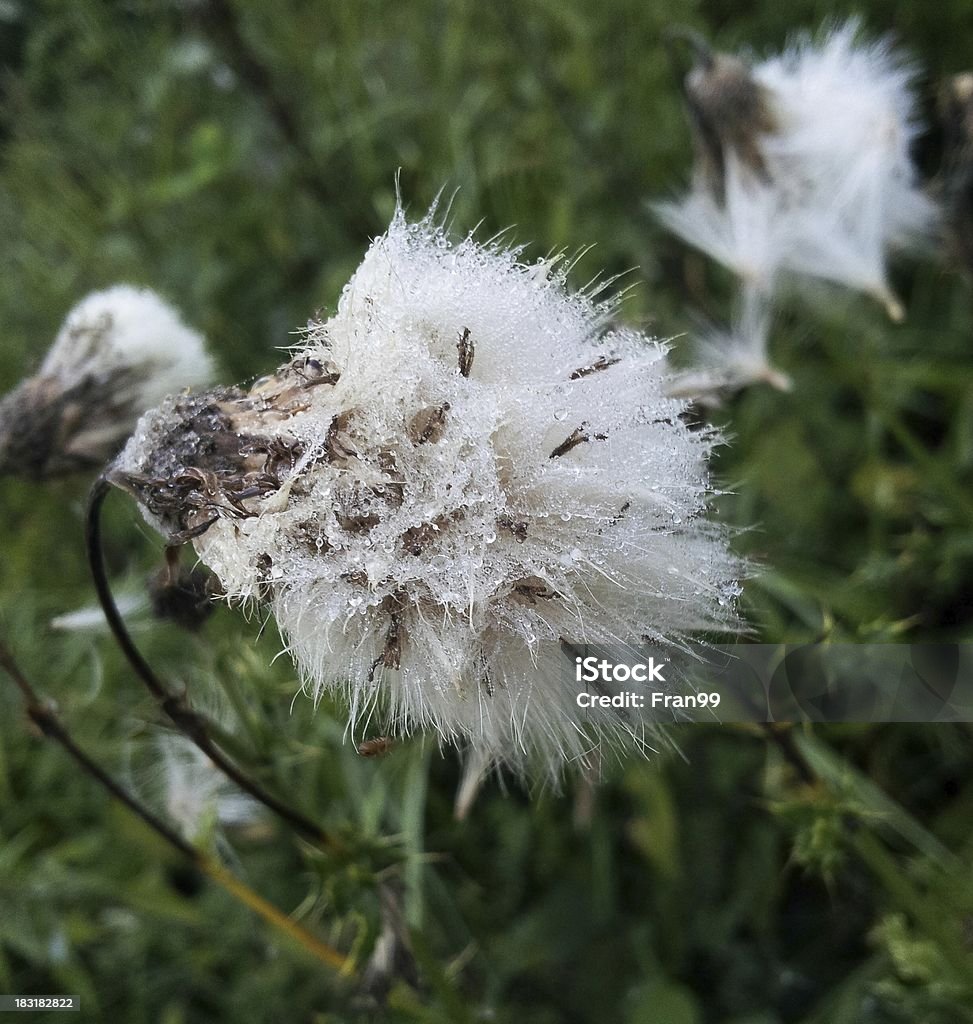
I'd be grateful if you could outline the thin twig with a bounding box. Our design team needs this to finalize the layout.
[0,637,351,974]
[86,476,342,853]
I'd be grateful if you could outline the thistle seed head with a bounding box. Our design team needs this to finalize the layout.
[111,208,742,776]
[656,20,938,397]
[0,285,214,479]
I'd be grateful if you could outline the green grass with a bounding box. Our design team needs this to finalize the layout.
[1,1,973,1021]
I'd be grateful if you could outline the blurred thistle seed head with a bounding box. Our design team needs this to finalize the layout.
[658,21,935,310]
[657,19,937,398]
[0,285,214,479]
[108,206,742,778]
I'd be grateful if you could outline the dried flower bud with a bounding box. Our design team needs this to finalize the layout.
[0,285,214,479]
[666,29,777,202]
[148,562,217,632]
[109,208,741,776]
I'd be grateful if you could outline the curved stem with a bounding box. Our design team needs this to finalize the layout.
[85,476,342,853]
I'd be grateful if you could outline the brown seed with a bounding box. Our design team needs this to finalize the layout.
[290,355,340,387]
[408,403,449,445]
[325,410,358,464]
[357,736,394,757]
[457,327,474,378]
[401,521,438,555]
[295,518,331,555]
[254,552,275,601]
[497,513,528,542]
[550,425,590,459]
[401,512,453,555]
[383,612,403,670]
[569,356,620,380]
[665,28,776,203]
[512,576,558,604]
[336,509,381,533]
[368,608,405,681]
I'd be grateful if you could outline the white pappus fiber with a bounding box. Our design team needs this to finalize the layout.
[668,284,789,402]
[114,208,742,778]
[158,735,260,842]
[755,20,936,313]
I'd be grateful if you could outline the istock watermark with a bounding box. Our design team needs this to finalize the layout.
[562,644,973,723]
[573,655,721,711]
[574,655,668,685]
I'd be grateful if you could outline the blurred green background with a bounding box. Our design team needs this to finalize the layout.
[1,1,973,1021]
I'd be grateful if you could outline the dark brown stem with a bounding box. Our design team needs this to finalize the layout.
[85,476,342,852]
[0,638,195,858]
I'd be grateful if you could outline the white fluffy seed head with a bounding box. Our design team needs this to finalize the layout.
[657,20,935,336]
[43,285,215,404]
[115,208,742,778]
[755,20,936,307]
[0,285,214,478]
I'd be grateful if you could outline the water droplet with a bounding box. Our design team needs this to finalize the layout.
[553,409,568,422]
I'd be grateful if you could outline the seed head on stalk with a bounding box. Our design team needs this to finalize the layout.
[657,21,937,394]
[0,285,214,479]
[107,206,742,778]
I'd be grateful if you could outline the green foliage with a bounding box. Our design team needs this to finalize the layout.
[1,0,973,1021]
